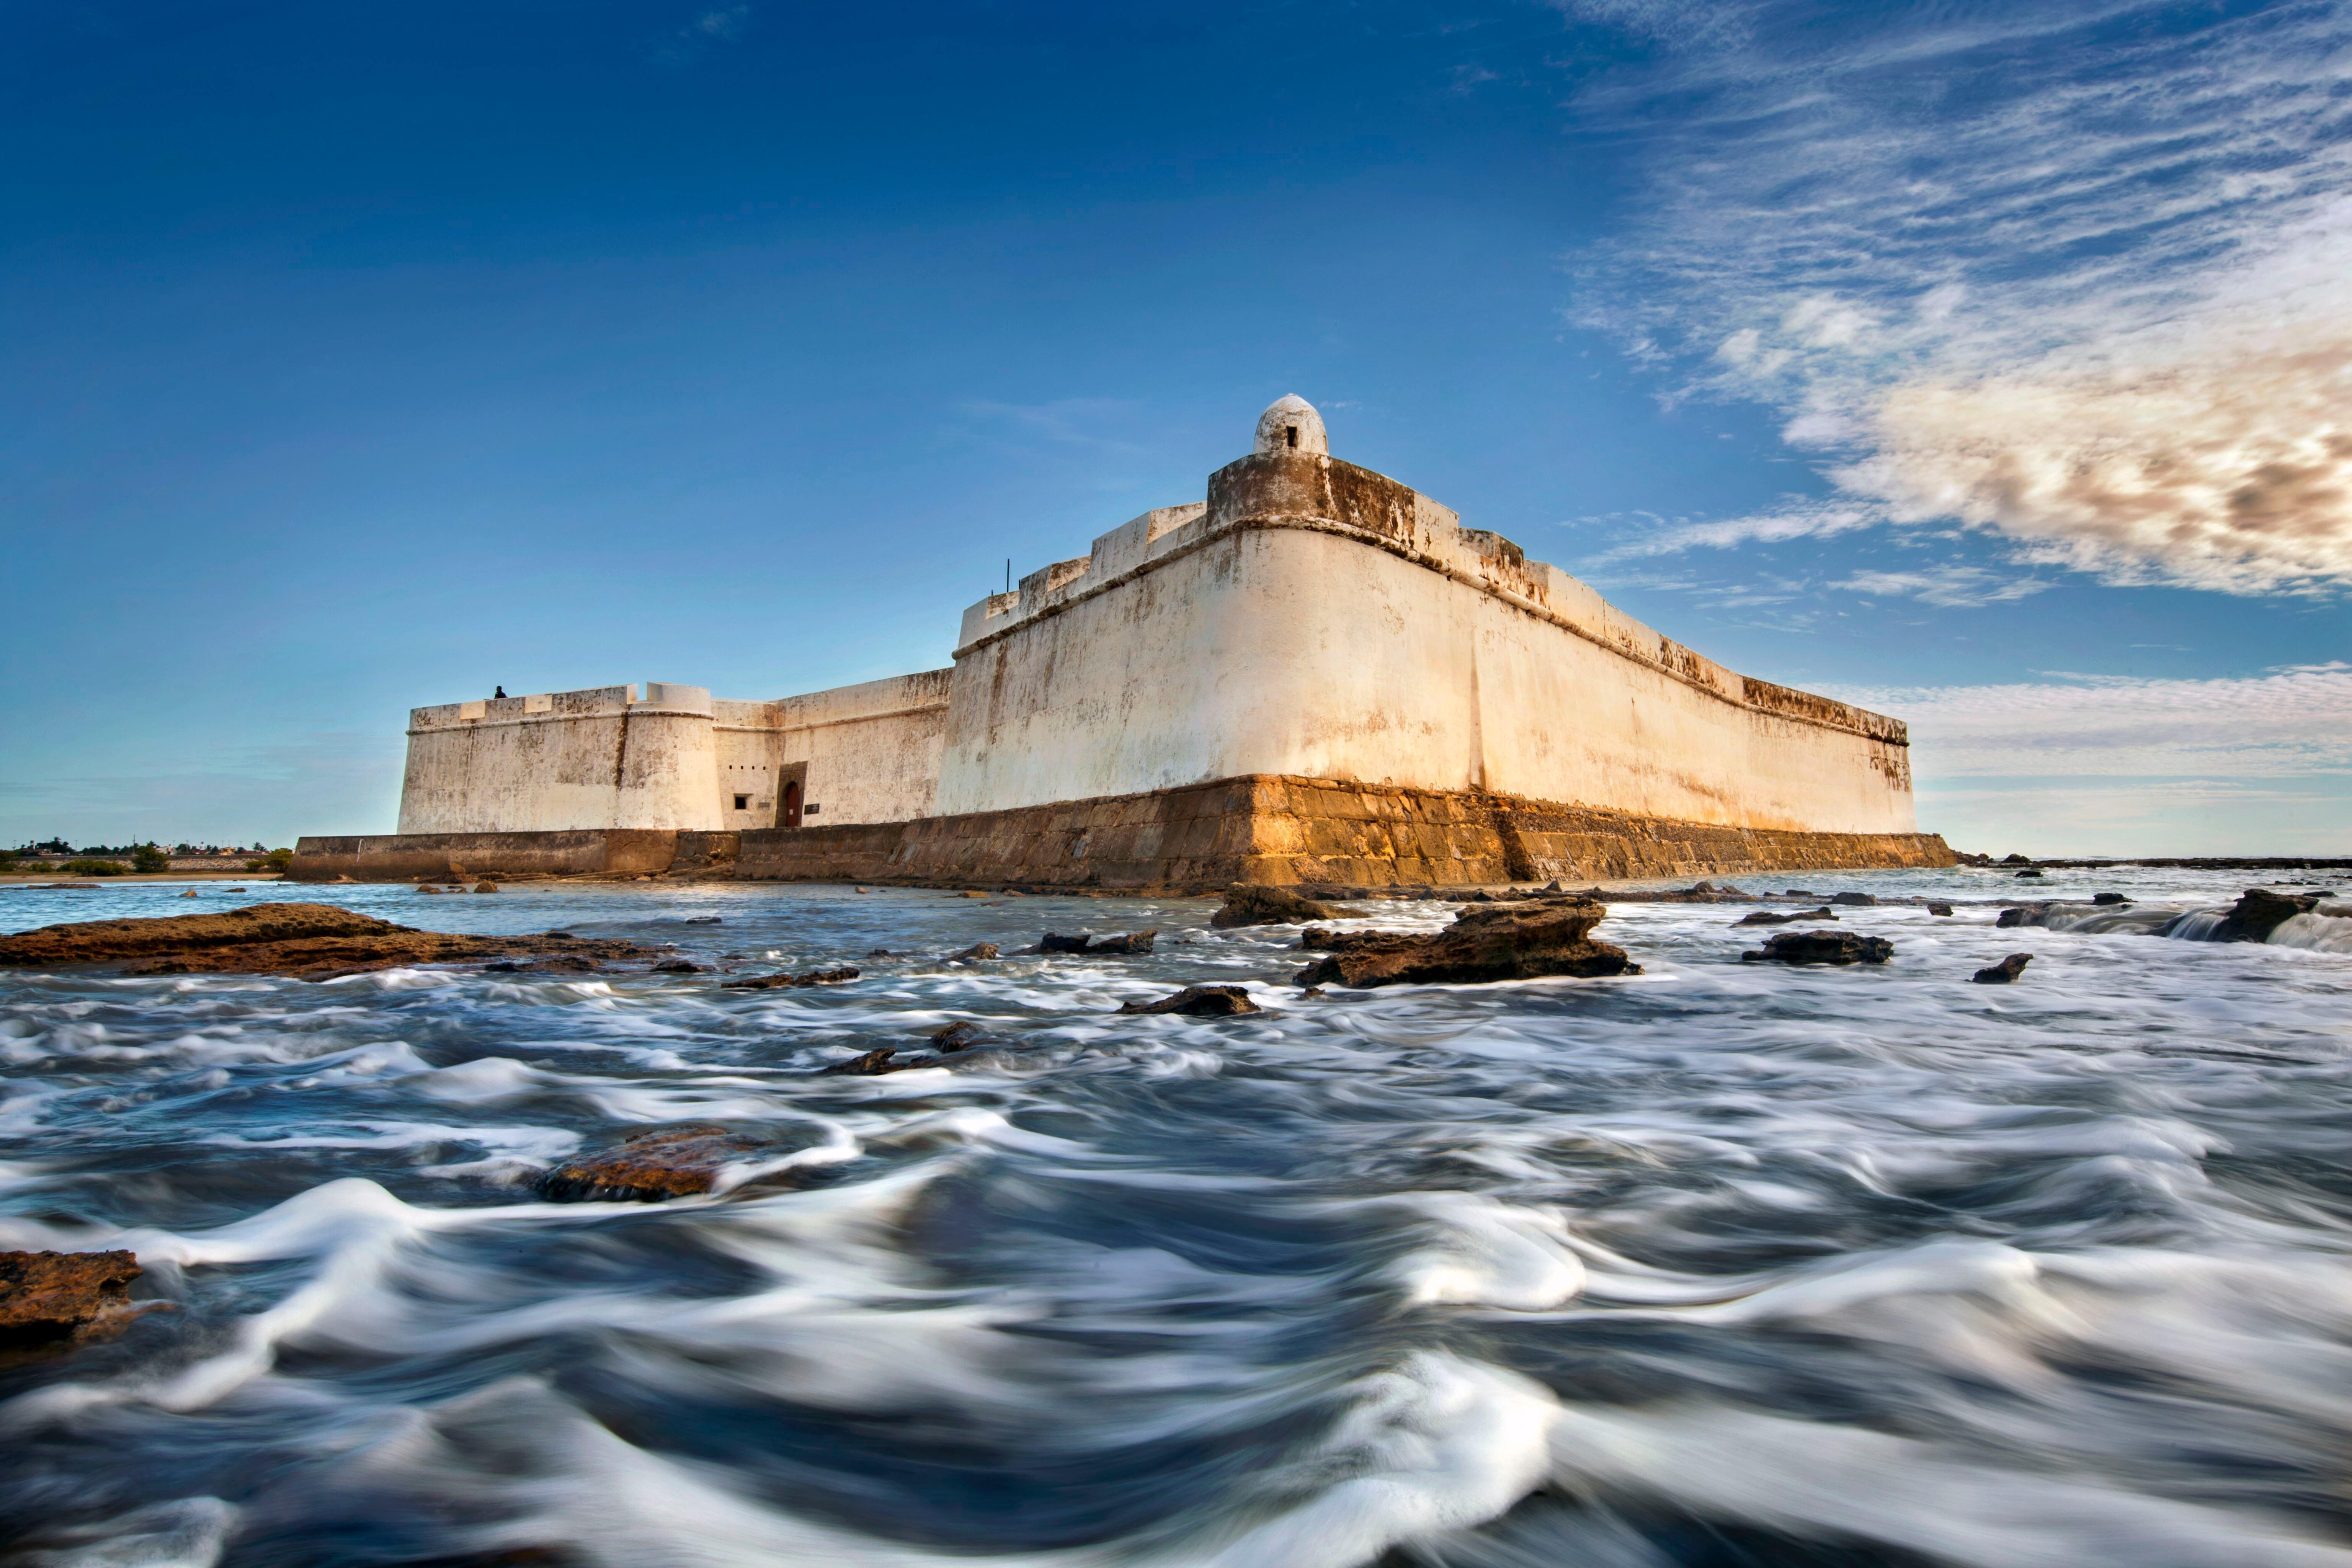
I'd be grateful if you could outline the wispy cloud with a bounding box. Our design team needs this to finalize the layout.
[1826,565,2050,608]
[958,398,1151,458]
[1563,0,2352,596]
[1823,662,2352,777]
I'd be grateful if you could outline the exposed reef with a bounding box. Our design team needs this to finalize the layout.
[1292,899,1636,989]
[0,903,656,979]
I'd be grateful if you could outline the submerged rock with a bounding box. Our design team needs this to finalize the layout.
[2217,888,2323,943]
[1973,953,2033,984]
[2093,893,2131,906]
[538,1125,769,1202]
[1040,930,1156,956]
[1927,903,1954,916]
[821,1047,905,1076]
[1292,899,1637,989]
[0,1250,144,1350]
[1211,885,1344,928]
[1828,892,1877,906]
[1741,931,1894,966]
[1735,908,1838,926]
[946,942,1000,961]
[720,966,860,990]
[1118,984,1264,1016]
[0,903,653,980]
[652,959,713,973]
[929,1020,991,1051]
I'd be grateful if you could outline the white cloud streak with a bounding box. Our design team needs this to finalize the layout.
[1563,0,2352,595]
[1823,663,2352,777]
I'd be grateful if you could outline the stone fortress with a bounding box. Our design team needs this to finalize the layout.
[294,397,1953,886]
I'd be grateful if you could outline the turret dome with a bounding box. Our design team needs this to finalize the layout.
[1254,394,1328,456]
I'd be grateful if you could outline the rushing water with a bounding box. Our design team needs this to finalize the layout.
[3,868,2352,1568]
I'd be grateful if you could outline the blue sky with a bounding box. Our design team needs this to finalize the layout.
[3,0,2345,856]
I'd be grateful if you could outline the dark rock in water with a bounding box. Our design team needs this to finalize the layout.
[652,959,712,973]
[539,1125,771,1202]
[1973,953,2033,984]
[1996,906,2042,928]
[865,948,895,957]
[0,903,655,980]
[2217,888,2323,943]
[2093,893,2131,906]
[1087,929,1156,955]
[1119,984,1263,1016]
[1293,899,1637,989]
[1040,930,1156,955]
[535,955,599,973]
[721,966,860,990]
[684,916,722,924]
[1741,931,1894,966]
[1927,903,1954,916]
[929,1020,990,1051]
[821,1047,903,1077]
[1211,885,1343,928]
[2001,854,2032,865]
[473,881,499,893]
[0,1249,143,1349]
[947,942,1000,961]
[1828,892,1877,906]
[2015,869,2045,879]
[1735,908,1838,926]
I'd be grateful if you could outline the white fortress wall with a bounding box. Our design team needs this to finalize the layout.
[764,669,953,826]
[935,450,1916,835]
[398,683,723,834]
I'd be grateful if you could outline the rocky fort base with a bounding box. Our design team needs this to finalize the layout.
[294,774,1956,891]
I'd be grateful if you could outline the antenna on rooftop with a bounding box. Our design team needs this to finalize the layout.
[1005,558,1011,593]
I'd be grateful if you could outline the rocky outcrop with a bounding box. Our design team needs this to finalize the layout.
[1040,931,1156,955]
[1211,885,1344,928]
[1735,908,1837,926]
[1741,931,1894,965]
[537,1126,770,1202]
[1291,899,1637,988]
[0,903,653,980]
[1828,892,1877,906]
[720,966,860,990]
[946,942,1000,961]
[1118,984,1264,1016]
[1973,953,2032,984]
[2217,889,2323,943]
[0,1250,144,1349]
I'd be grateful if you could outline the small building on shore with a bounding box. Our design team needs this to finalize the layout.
[297,397,1952,887]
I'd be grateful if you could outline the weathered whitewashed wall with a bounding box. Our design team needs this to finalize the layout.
[399,684,722,834]
[934,453,1916,834]
[724,671,952,828]
[398,675,952,834]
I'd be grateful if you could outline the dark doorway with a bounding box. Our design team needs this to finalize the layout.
[776,761,809,828]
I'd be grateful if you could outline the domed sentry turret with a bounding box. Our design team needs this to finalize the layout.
[1254,394,1328,456]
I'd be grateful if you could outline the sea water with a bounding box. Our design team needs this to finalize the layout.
[2,868,2350,1567]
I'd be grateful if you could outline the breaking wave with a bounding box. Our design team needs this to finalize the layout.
[5,867,2352,1566]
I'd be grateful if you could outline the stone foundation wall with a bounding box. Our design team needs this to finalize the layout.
[289,830,704,881]
[735,774,1957,890]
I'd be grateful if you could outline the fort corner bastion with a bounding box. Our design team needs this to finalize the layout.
[295,396,1955,888]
